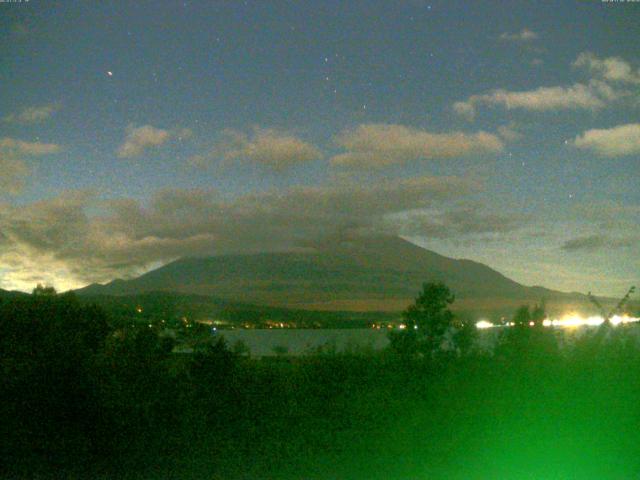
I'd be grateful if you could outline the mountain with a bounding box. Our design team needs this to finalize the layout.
[75,235,607,317]
[0,288,28,300]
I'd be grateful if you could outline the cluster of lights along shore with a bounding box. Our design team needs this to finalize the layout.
[475,314,640,330]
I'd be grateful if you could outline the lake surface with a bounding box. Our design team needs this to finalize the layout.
[215,324,639,356]
[217,328,391,356]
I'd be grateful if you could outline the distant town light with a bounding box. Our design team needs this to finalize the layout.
[475,320,494,329]
[476,314,640,329]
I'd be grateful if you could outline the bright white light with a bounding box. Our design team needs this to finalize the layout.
[476,314,640,329]
[475,320,494,329]
[611,314,638,326]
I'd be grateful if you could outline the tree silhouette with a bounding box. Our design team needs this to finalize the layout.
[0,288,110,472]
[390,282,456,355]
[588,286,636,324]
[530,302,546,326]
[512,305,531,327]
[32,283,57,296]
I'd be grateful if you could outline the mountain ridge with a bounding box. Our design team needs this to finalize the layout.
[74,236,609,316]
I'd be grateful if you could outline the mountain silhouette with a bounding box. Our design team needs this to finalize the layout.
[75,235,603,316]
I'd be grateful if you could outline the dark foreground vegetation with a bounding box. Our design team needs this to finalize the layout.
[2,285,640,479]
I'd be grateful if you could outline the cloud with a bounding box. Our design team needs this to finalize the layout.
[453,81,613,120]
[117,125,191,158]
[117,125,170,158]
[0,175,479,288]
[573,123,640,157]
[499,28,539,42]
[0,138,62,196]
[398,206,524,239]
[0,154,30,195]
[570,200,640,236]
[573,52,640,85]
[195,128,322,171]
[331,124,503,168]
[0,137,62,155]
[574,200,640,224]
[561,234,636,252]
[451,102,477,121]
[453,52,637,120]
[3,104,60,124]
[497,124,523,142]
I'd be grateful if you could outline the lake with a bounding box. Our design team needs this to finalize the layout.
[214,324,636,356]
[216,328,391,356]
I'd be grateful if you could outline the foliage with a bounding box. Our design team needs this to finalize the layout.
[531,302,546,325]
[497,302,559,363]
[0,289,110,475]
[588,286,636,323]
[2,286,640,479]
[390,282,473,355]
[512,304,531,326]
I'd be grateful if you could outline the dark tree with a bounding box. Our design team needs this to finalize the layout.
[497,303,558,363]
[530,302,546,326]
[452,314,478,356]
[512,305,531,327]
[0,289,110,473]
[32,283,57,297]
[390,282,456,355]
[589,286,636,324]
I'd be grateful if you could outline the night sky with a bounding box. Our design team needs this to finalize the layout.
[1,0,638,295]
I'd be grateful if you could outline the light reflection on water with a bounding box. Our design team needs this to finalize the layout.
[217,318,640,357]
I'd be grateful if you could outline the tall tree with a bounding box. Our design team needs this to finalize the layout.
[390,282,456,355]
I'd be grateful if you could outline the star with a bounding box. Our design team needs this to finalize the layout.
[107,71,113,76]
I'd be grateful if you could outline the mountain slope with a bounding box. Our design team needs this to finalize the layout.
[0,288,28,300]
[75,236,596,315]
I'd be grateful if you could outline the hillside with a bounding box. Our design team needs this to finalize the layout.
[76,236,606,317]
[0,288,28,300]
